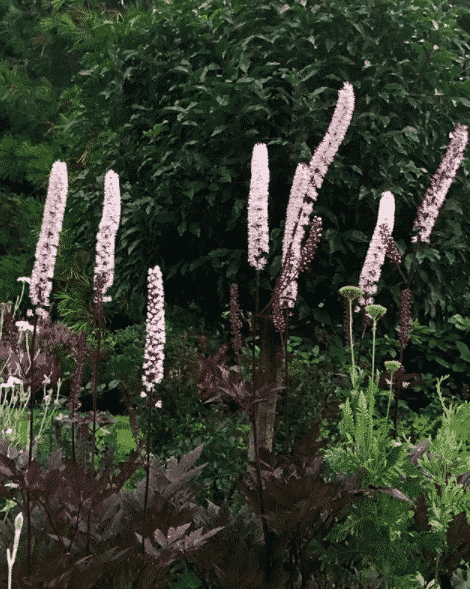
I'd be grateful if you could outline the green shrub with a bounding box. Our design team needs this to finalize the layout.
[46,0,470,342]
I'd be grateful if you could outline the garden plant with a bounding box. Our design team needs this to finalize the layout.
[4,75,470,589]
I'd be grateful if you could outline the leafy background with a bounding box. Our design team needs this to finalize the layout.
[2,0,470,356]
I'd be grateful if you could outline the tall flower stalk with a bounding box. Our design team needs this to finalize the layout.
[139,265,165,559]
[353,191,395,318]
[243,81,355,477]
[29,162,68,326]
[23,161,68,574]
[88,169,121,475]
[275,80,355,331]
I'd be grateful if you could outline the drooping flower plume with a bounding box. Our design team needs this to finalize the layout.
[412,122,468,243]
[274,81,355,332]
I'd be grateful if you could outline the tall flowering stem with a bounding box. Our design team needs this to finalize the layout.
[244,81,354,475]
[57,169,122,558]
[245,142,278,584]
[275,81,355,328]
[140,265,165,559]
[23,161,68,576]
[88,170,121,476]
[240,82,354,583]
[404,123,468,320]
[93,170,121,308]
[246,141,272,483]
[29,161,68,322]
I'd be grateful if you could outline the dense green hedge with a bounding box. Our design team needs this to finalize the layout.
[3,0,470,349]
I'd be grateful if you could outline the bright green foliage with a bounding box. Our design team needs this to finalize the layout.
[0,192,45,316]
